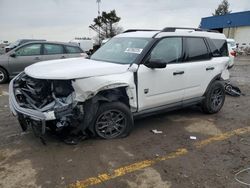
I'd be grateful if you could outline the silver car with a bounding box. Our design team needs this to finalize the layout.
[0,41,87,84]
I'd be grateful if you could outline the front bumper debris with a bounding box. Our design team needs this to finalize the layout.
[9,73,81,141]
[9,77,47,120]
[9,77,47,135]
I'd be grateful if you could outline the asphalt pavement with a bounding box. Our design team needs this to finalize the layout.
[0,57,250,188]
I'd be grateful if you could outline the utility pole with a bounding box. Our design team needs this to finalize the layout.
[97,0,101,45]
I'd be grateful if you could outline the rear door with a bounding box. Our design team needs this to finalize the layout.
[65,45,86,58]
[42,43,68,61]
[183,37,227,100]
[9,43,42,75]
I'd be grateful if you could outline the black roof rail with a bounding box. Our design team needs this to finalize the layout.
[123,29,160,33]
[161,27,219,33]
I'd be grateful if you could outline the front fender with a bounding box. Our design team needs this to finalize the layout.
[72,72,137,110]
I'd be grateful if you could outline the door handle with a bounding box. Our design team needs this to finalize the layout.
[173,71,184,75]
[206,67,215,71]
[34,57,40,60]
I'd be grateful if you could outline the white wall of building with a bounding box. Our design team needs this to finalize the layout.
[223,26,250,47]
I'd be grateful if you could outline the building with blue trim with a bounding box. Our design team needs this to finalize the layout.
[200,11,250,47]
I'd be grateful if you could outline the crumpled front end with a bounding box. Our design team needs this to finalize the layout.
[9,72,84,139]
[9,71,137,143]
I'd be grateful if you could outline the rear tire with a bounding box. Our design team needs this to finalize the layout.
[0,67,8,84]
[94,102,133,139]
[202,81,225,114]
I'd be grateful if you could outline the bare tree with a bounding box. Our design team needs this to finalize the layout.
[89,10,123,44]
[213,0,232,16]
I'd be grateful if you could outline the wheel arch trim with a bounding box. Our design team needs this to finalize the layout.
[203,73,223,96]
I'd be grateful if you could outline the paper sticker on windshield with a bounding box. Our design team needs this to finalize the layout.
[124,48,143,54]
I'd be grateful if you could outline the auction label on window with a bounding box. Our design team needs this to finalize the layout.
[124,48,143,54]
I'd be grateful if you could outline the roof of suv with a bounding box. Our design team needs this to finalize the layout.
[116,27,226,40]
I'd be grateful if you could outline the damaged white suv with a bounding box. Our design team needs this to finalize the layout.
[9,27,230,142]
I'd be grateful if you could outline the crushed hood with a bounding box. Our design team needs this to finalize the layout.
[25,57,130,80]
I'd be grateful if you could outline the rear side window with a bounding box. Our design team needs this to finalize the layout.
[44,44,64,55]
[185,37,210,61]
[65,46,83,53]
[212,39,228,57]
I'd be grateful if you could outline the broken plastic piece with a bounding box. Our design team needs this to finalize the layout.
[225,83,242,97]
[190,136,197,140]
[151,129,163,134]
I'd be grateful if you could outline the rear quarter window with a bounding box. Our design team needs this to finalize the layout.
[65,46,83,53]
[211,39,228,57]
[206,39,221,57]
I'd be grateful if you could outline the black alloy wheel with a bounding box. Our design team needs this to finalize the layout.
[210,87,224,111]
[202,81,225,114]
[94,102,133,139]
[0,67,8,84]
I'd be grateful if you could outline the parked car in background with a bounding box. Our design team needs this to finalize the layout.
[227,39,236,68]
[0,41,87,84]
[5,39,46,53]
[70,38,93,53]
[0,42,9,55]
[227,44,236,68]
[227,38,237,50]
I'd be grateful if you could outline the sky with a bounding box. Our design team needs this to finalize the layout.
[0,0,249,42]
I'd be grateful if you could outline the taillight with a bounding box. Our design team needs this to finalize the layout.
[230,51,236,57]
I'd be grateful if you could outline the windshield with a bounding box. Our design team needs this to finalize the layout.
[91,37,151,64]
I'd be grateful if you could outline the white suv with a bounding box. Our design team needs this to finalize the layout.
[9,27,230,141]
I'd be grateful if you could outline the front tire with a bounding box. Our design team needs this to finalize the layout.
[0,67,8,84]
[94,102,133,139]
[202,81,225,114]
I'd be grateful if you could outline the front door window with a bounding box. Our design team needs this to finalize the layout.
[15,44,42,56]
[149,37,182,64]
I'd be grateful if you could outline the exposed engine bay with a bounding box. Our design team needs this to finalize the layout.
[12,73,86,143]
[14,74,75,113]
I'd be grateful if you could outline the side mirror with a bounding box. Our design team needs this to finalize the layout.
[10,53,16,58]
[145,58,167,69]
